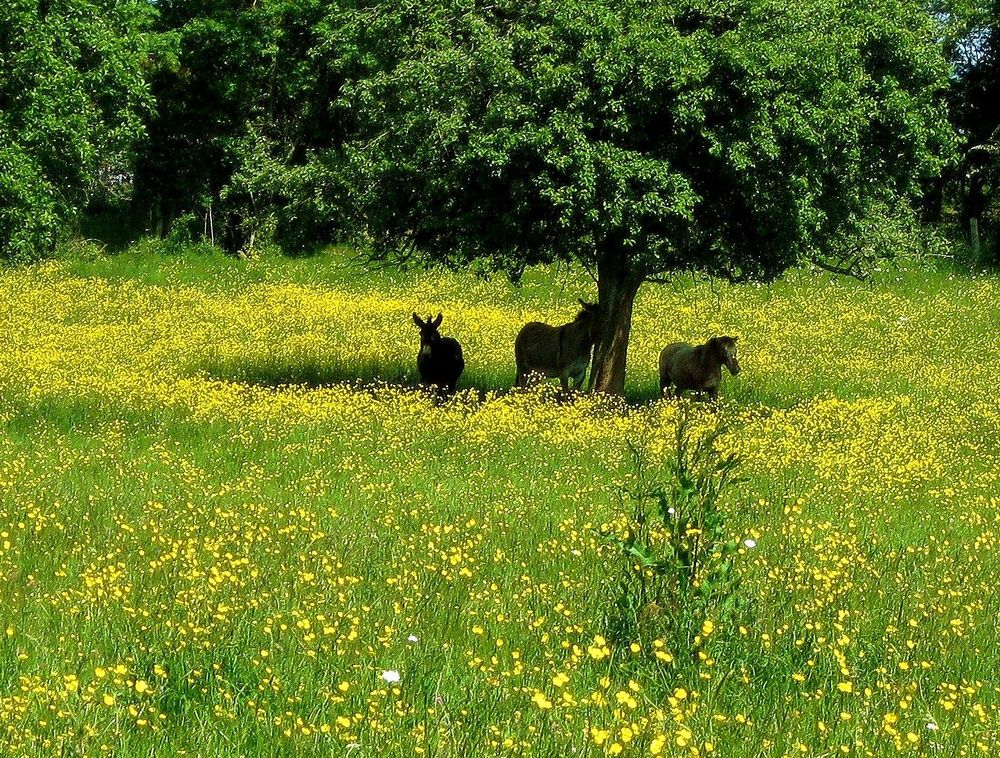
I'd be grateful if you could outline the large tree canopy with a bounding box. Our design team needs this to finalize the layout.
[333,0,954,393]
[0,0,153,262]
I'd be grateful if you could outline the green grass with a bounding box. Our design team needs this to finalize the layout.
[0,243,997,756]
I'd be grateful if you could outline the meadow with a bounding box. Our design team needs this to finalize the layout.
[0,245,998,757]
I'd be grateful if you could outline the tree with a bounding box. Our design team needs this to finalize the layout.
[0,0,153,262]
[132,0,347,254]
[939,0,1000,258]
[333,0,954,393]
[132,0,268,248]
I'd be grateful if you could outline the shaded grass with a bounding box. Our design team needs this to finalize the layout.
[196,355,517,399]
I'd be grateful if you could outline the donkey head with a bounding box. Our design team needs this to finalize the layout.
[412,312,444,356]
[575,299,600,341]
[711,336,740,375]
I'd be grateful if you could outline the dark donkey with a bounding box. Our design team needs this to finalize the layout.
[514,300,599,390]
[412,313,465,394]
[659,336,740,400]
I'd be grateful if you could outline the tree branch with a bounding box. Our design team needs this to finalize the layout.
[809,255,869,281]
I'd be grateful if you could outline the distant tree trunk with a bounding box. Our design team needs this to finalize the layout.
[152,203,165,238]
[589,252,644,395]
[965,171,987,263]
[921,175,944,223]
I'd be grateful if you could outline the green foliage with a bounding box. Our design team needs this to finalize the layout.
[955,0,1000,262]
[127,0,956,273]
[0,0,153,262]
[601,416,744,655]
[820,203,955,276]
[941,0,999,128]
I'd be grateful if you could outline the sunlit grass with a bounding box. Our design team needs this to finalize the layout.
[0,246,997,755]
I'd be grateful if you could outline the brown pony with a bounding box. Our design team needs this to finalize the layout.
[659,336,740,400]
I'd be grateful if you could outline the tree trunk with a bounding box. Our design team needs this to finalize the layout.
[966,172,986,264]
[589,255,643,395]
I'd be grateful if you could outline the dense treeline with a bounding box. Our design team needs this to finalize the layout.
[939,0,1000,258]
[1,0,997,390]
[132,0,346,253]
[4,0,996,265]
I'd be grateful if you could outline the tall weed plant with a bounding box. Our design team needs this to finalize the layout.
[602,415,746,667]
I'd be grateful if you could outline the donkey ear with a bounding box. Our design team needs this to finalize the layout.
[432,312,443,328]
[412,313,423,327]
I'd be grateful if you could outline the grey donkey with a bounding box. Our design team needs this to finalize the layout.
[514,300,600,390]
